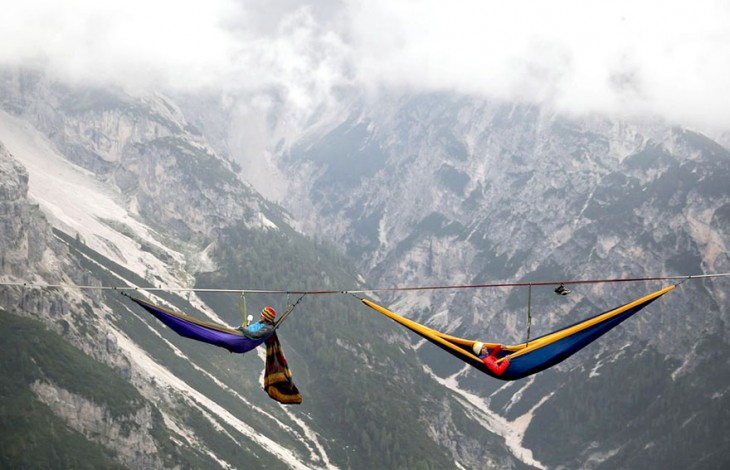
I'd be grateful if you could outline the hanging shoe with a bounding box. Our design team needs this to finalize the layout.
[554,284,571,295]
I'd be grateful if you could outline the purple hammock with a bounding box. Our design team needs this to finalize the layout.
[127,296,269,353]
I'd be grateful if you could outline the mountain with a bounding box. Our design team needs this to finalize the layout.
[271,94,730,468]
[0,70,530,469]
[1,67,728,469]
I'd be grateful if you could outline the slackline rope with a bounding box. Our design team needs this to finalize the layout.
[1,273,728,295]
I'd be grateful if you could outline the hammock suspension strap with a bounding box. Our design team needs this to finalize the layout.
[274,293,307,329]
[526,284,532,345]
[238,292,249,328]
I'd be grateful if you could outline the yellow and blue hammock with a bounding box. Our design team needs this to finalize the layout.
[360,285,675,380]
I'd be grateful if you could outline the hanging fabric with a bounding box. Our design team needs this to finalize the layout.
[263,332,302,404]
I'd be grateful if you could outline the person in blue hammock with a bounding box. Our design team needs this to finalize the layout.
[472,342,510,377]
[239,306,277,339]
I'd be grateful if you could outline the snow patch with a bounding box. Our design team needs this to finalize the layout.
[257,212,279,231]
[0,110,184,293]
[425,363,547,469]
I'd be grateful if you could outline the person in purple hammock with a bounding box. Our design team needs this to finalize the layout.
[240,306,277,339]
[472,342,510,376]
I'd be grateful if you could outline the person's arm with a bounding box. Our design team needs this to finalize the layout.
[482,355,510,376]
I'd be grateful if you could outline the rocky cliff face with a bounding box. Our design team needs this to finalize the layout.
[0,145,164,468]
[31,380,163,468]
[1,143,55,278]
[0,142,92,331]
[280,96,729,344]
[0,70,287,243]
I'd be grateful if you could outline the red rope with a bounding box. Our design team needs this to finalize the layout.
[343,276,680,294]
[4,273,728,295]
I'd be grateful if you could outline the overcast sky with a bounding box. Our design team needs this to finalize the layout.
[2,0,729,133]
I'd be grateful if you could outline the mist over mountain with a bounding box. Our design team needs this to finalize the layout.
[1,65,729,470]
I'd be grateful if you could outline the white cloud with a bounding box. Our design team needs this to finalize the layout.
[1,0,729,132]
[0,0,241,91]
[347,0,730,131]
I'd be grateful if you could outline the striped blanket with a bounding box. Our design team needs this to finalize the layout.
[263,332,302,404]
